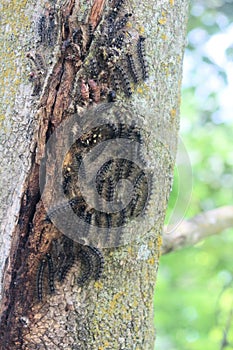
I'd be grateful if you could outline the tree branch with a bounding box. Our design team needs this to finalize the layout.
[162,206,233,255]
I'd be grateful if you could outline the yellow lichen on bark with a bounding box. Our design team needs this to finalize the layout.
[0,0,31,126]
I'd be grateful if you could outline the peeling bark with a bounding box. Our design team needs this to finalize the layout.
[0,0,189,349]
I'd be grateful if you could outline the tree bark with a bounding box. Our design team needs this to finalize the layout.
[0,0,189,349]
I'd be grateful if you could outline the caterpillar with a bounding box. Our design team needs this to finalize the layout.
[77,249,94,285]
[57,255,75,282]
[38,15,46,43]
[107,1,126,43]
[56,237,75,282]
[36,258,47,302]
[47,8,56,46]
[46,253,55,294]
[86,246,105,280]
[126,54,139,84]
[86,24,94,50]
[26,52,46,73]
[137,36,149,81]
[37,7,57,47]
[110,0,126,20]
[115,66,132,97]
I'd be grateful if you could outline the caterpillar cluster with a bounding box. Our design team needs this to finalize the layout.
[36,236,104,301]
[31,0,149,101]
[54,115,153,247]
[37,4,57,47]
[36,112,153,301]
[77,0,149,103]
[34,0,151,301]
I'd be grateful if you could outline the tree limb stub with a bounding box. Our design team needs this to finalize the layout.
[162,206,233,255]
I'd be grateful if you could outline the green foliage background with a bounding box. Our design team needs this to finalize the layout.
[154,2,233,349]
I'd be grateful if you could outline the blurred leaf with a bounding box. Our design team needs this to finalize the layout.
[155,2,233,349]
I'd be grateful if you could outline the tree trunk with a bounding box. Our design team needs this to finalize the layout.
[0,0,189,349]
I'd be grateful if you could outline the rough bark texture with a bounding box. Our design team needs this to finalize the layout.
[0,0,189,349]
